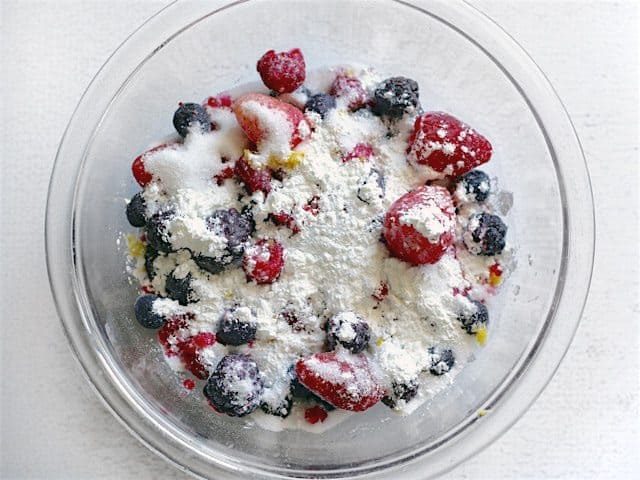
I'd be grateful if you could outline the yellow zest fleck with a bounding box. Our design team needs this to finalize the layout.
[267,151,304,171]
[489,271,503,287]
[476,326,488,346]
[478,409,490,417]
[126,234,146,258]
[376,337,385,347]
[223,290,235,299]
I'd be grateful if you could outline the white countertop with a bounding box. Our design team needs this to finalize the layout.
[1,1,638,478]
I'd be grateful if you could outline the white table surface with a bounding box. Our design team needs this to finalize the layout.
[1,1,638,478]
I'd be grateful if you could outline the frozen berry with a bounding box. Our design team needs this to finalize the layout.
[330,72,368,110]
[458,300,489,334]
[326,312,370,354]
[456,170,491,203]
[267,211,300,235]
[233,93,310,149]
[383,185,455,265]
[193,255,227,275]
[256,48,306,94]
[357,168,385,204]
[134,294,165,329]
[234,155,272,194]
[165,271,198,306]
[144,245,159,280]
[463,212,507,256]
[381,379,419,408]
[295,351,383,412]
[173,103,211,137]
[372,77,419,118]
[304,93,336,118]
[145,210,174,253]
[203,354,264,417]
[207,208,254,256]
[343,143,374,162]
[408,112,492,178]
[126,192,147,227]
[291,377,336,411]
[216,307,257,346]
[243,239,284,284]
[429,347,455,376]
[304,405,329,424]
[131,143,174,187]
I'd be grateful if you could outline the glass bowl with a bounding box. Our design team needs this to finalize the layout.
[45,1,594,478]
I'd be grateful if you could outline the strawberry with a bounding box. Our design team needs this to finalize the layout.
[383,185,455,265]
[131,143,174,187]
[295,351,383,412]
[205,94,232,109]
[243,239,284,284]
[233,93,310,149]
[330,71,368,110]
[256,48,306,94]
[407,112,492,178]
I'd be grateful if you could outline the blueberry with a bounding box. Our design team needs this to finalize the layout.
[126,192,147,227]
[261,368,296,418]
[304,93,336,118]
[457,170,491,202]
[429,347,455,376]
[165,271,198,306]
[261,392,293,418]
[357,168,385,204]
[173,103,210,137]
[216,307,257,346]
[206,208,254,256]
[144,245,159,280]
[372,77,419,118]
[458,300,489,334]
[145,210,174,253]
[133,294,165,329]
[291,377,336,411]
[193,255,227,275]
[326,311,371,354]
[463,213,507,256]
[203,354,264,417]
[382,379,419,408]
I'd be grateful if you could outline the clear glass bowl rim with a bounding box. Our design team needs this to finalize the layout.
[45,1,595,479]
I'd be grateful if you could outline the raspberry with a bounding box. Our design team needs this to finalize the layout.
[205,94,233,109]
[382,185,455,265]
[234,155,272,194]
[233,93,310,149]
[343,143,374,162]
[329,72,368,110]
[304,405,328,424]
[256,48,306,94]
[243,239,284,284]
[131,143,173,187]
[408,112,492,178]
[295,351,383,412]
[268,211,300,234]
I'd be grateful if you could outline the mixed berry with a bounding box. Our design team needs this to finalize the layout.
[123,47,513,426]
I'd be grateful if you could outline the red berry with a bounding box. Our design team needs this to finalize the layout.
[268,211,300,234]
[343,143,374,162]
[131,143,174,187]
[295,351,383,412]
[183,379,196,390]
[213,166,235,186]
[256,48,306,94]
[302,195,320,216]
[408,112,492,178]
[205,94,232,109]
[372,282,389,302]
[243,239,284,284]
[234,155,272,194]
[233,93,310,149]
[330,72,368,110]
[383,185,455,265]
[304,405,328,424]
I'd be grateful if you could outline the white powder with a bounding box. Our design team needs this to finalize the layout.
[399,198,454,243]
[127,66,513,431]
